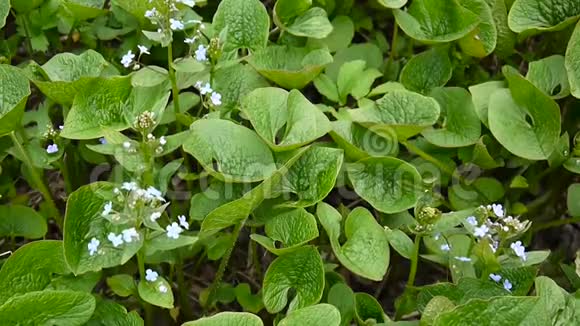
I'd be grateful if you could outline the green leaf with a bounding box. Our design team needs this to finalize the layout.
[325,43,383,82]
[317,204,390,281]
[566,21,580,98]
[337,60,382,104]
[507,0,580,34]
[64,182,144,275]
[327,283,355,326]
[262,245,325,313]
[448,177,504,210]
[0,65,30,136]
[248,46,333,89]
[568,184,580,217]
[421,87,481,148]
[393,0,480,43]
[0,240,68,304]
[251,208,319,255]
[235,283,264,313]
[347,157,422,214]
[307,16,355,53]
[0,290,96,326]
[33,50,115,105]
[421,296,455,325]
[457,0,497,57]
[138,277,174,308]
[213,63,270,113]
[241,88,331,151]
[468,80,506,127]
[107,274,136,297]
[86,298,144,326]
[385,228,414,259]
[378,0,407,9]
[61,0,106,21]
[274,0,332,39]
[212,0,270,51]
[526,55,570,99]
[433,296,539,325]
[60,76,133,140]
[354,292,386,324]
[182,312,263,326]
[0,205,47,239]
[189,180,246,221]
[282,146,344,207]
[278,304,341,326]
[349,89,441,139]
[144,231,198,255]
[329,121,399,160]
[488,0,516,57]
[488,66,561,160]
[183,119,277,183]
[0,0,8,29]
[400,46,453,93]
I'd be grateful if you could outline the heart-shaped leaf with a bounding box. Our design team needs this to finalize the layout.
[421,87,481,148]
[63,182,144,275]
[0,205,47,239]
[213,63,269,113]
[251,208,319,255]
[347,157,422,213]
[278,304,341,326]
[488,66,561,160]
[0,64,30,136]
[400,46,453,93]
[457,0,497,57]
[262,245,324,313]
[274,0,332,39]
[468,81,507,127]
[349,89,441,139]
[330,121,399,160]
[317,204,389,281]
[138,276,174,308]
[212,0,270,51]
[507,0,580,34]
[182,312,263,326]
[393,0,480,43]
[183,119,277,183]
[327,283,355,326]
[307,16,355,53]
[247,46,332,89]
[241,87,331,151]
[526,55,570,99]
[565,21,580,99]
[87,298,144,325]
[488,0,516,57]
[325,43,383,81]
[354,292,386,324]
[337,60,382,104]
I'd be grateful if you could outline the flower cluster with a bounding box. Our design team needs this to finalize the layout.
[44,124,64,154]
[195,81,222,107]
[489,273,513,292]
[144,0,202,43]
[121,44,150,70]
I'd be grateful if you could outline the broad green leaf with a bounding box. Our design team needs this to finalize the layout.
[488,0,516,57]
[329,121,399,160]
[458,0,497,57]
[144,232,198,255]
[422,87,481,148]
[326,43,383,81]
[0,0,8,28]
[327,283,355,326]
[61,0,106,21]
[317,204,389,281]
[138,277,174,308]
[60,77,133,140]
[566,21,580,98]
[182,312,263,326]
[313,74,340,102]
[568,184,580,217]
[241,87,331,151]
[278,304,341,326]
[337,60,382,104]
[212,63,269,113]
[107,274,136,297]
[251,208,319,255]
[349,89,441,139]
[507,0,580,34]
[488,66,561,160]
[526,55,570,99]
[281,146,343,207]
[400,46,453,93]
[248,46,333,89]
[533,276,578,325]
[64,182,144,275]
[111,0,155,27]
[235,283,264,313]
[421,296,455,325]
[262,246,325,313]
[0,240,68,304]
[468,80,506,127]
[434,296,539,325]
[213,0,270,51]
[307,16,355,53]
[274,0,332,39]
[0,290,96,326]
[33,50,115,105]
[0,65,30,136]
[183,119,276,183]
[564,157,580,174]
[393,0,480,43]
[189,180,247,221]
[385,228,414,259]
[354,292,386,324]
[378,0,407,8]
[448,177,504,210]
[347,157,422,213]
[0,205,47,239]
[86,298,144,326]
[461,135,505,169]
[10,0,43,13]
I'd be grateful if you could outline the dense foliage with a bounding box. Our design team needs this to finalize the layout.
[1,0,580,325]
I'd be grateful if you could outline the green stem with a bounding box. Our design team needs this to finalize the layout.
[389,21,399,63]
[176,260,192,320]
[207,222,244,306]
[21,16,33,55]
[167,44,181,120]
[407,234,422,287]
[532,216,580,232]
[249,227,262,279]
[10,132,61,226]
[60,155,73,195]
[137,251,154,324]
